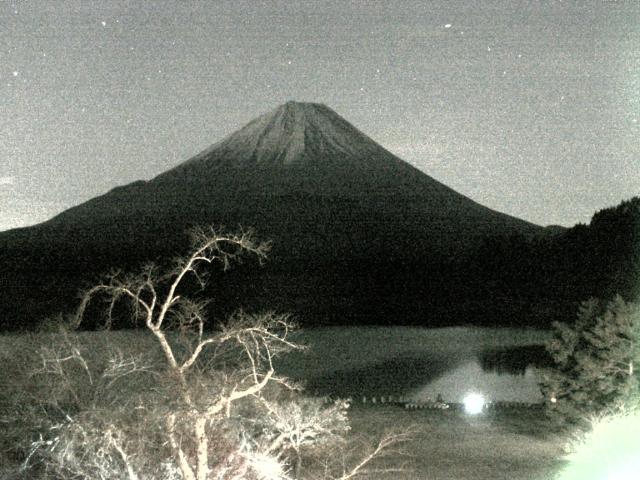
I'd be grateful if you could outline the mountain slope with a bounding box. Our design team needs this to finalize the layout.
[43,102,540,254]
[0,101,545,329]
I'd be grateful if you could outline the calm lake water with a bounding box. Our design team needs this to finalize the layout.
[276,326,552,403]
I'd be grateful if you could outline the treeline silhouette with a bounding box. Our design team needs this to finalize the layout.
[460,196,639,327]
[0,197,637,331]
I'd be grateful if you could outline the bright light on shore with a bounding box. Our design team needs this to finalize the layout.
[463,393,485,415]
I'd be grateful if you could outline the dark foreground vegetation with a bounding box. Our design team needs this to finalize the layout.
[0,195,637,331]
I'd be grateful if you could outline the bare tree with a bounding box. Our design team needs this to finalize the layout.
[20,226,409,479]
[72,227,301,480]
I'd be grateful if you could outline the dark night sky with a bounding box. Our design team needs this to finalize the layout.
[2,0,638,231]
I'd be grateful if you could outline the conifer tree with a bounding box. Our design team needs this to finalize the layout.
[538,295,640,427]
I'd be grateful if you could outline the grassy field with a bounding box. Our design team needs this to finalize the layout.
[344,404,567,480]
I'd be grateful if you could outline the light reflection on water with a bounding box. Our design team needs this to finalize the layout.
[302,350,547,403]
[410,359,544,403]
[278,327,552,403]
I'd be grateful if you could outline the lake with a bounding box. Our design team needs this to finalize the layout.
[276,326,552,403]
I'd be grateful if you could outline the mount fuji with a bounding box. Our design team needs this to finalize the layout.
[0,102,545,329]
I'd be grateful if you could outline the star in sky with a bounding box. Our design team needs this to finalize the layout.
[1,1,638,230]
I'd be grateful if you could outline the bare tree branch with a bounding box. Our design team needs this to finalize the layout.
[336,432,412,480]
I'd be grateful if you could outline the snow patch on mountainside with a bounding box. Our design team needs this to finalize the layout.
[174,101,384,169]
